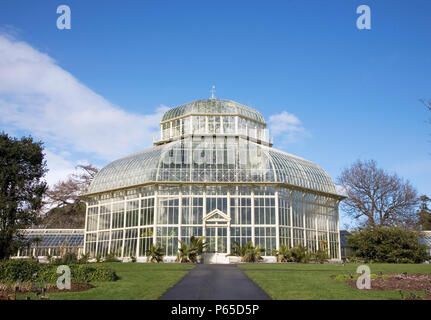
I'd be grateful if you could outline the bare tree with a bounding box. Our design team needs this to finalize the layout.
[45,164,98,209]
[337,159,418,228]
[420,99,431,113]
[41,164,98,228]
[421,99,431,150]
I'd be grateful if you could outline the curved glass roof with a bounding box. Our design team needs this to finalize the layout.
[161,99,265,123]
[87,137,336,195]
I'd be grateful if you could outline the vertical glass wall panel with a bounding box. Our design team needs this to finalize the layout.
[157,197,179,224]
[306,230,317,251]
[329,233,339,259]
[87,207,98,232]
[180,227,203,244]
[87,215,98,232]
[86,233,97,256]
[238,117,247,135]
[231,227,252,247]
[156,227,178,256]
[182,117,190,135]
[217,228,227,253]
[140,198,154,226]
[110,230,123,256]
[181,198,203,224]
[292,200,304,228]
[206,197,227,213]
[304,202,316,229]
[112,203,125,229]
[162,122,170,139]
[292,228,304,247]
[141,186,155,197]
[254,186,275,196]
[278,197,291,227]
[124,228,138,257]
[255,227,276,255]
[279,227,291,248]
[139,227,153,256]
[97,231,110,257]
[126,189,140,200]
[193,116,206,134]
[172,119,181,137]
[254,197,275,225]
[206,228,216,253]
[223,116,235,133]
[230,197,251,225]
[208,116,221,133]
[99,204,111,230]
[126,201,139,227]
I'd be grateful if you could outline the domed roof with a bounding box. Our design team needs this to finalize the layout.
[86,137,336,196]
[161,99,265,123]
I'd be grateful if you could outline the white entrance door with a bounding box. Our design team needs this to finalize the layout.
[202,209,231,264]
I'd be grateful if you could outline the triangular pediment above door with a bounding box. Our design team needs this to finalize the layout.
[203,209,231,222]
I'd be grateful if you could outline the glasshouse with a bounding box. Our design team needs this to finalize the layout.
[14,229,84,259]
[83,98,344,263]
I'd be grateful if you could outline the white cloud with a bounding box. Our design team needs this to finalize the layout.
[267,111,309,145]
[335,184,348,197]
[0,34,168,163]
[43,150,77,186]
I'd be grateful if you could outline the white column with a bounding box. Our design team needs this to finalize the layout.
[153,188,158,245]
[289,202,294,248]
[251,188,255,245]
[83,202,89,254]
[136,192,142,258]
[315,214,319,251]
[336,202,341,260]
[108,201,113,254]
[275,187,280,251]
[178,187,182,245]
[95,203,101,256]
[326,215,331,258]
[235,117,239,135]
[202,187,207,238]
[303,204,307,247]
[227,188,231,254]
[121,199,126,258]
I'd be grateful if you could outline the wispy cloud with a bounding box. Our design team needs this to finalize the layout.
[0,34,168,184]
[267,110,309,146]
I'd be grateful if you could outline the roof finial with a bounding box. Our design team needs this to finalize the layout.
[210,85,216,99]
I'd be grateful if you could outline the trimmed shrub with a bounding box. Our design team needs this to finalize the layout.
[0,260,118,283]
[347,226,430,263]
[0,259,41,282]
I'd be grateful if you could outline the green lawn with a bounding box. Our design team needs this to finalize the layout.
[239,263,431,300]
[19,263,194,300]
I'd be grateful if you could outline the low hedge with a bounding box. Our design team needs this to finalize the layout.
[0,259,118,283]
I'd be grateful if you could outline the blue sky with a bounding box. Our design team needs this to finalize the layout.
[0,1,430,227]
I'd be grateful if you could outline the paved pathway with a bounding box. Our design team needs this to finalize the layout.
[159,264,271,300]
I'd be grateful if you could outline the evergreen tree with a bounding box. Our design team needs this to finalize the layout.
[0,133,47,260]
[417,195,431,230]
